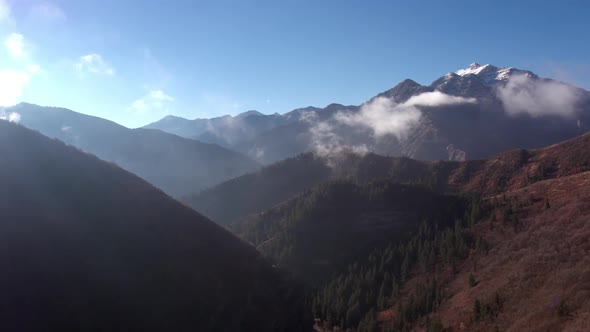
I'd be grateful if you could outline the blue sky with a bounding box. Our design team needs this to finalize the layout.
[1,0,589,128]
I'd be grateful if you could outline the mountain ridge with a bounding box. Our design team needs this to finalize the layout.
[8,103,260,197]
[146,63,590,164]
[0,120,308,331]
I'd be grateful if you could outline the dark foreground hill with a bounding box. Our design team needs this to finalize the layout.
[0,121,308,332]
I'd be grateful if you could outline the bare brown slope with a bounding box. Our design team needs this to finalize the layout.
[441,131,590,196]
[395,171,590,331]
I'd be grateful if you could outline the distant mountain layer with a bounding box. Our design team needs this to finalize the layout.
[0,121,307,332]
[147,63,590,164]
[187,131,590,227]
[9,103,260,197]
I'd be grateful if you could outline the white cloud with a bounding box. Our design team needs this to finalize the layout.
[334,92,476,140]
[5,33,25,58]
[75,53,115,76]
[0,69,29,106]
[131,90,174,113]
[497,74,582,118]
[305,91,477,161]
[0,108,21,123]
[404,91,476,107]
[299,108,369,161]
[30,2,66,22]
[335,97,422,140]
[7,111,20,122]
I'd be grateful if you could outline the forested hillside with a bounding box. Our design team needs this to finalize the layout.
[234,180,468,285]
[0,121,308,332]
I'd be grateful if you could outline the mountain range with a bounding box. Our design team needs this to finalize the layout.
[2,62,590,332]
[145,63,590,164]
[7,103,259,197]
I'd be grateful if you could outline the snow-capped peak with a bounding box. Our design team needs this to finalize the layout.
[455,63,491,76]
[453,63,521,85]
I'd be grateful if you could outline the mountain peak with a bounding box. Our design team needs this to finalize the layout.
[455,63,494,76]
[236,110,263,118]
[449,63,539,86]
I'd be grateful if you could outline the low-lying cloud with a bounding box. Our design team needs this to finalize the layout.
[305,91,476,161]
[405,91,476,107]
[497,74,582,118]
[334,92,475,140]
[0,108,21,123]
[335,97,422,140]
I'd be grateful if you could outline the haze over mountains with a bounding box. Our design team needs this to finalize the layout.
[6,103,259,197]
[146,64,590,165]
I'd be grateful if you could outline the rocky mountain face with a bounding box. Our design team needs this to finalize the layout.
[9,103,260,197]
[0,121,308,332]
[146,64,590,164]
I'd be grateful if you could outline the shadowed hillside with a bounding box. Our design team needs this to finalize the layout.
[233,180,468,286]
[0,121,308,332]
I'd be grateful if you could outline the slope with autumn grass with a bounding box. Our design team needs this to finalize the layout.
[219,132,588,332]
[431,171,590,332]
[312,141,590,331]
[0,121,308,332]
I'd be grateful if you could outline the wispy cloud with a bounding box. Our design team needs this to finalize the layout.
[306,91,476,161]
[335,97,422,140]
[131,90,174,113]
[497,74,582,118]
[75,53,115,76]
[5,33,25,58]
[299,109,369,162]
[334,92,475,140]
[30,2,66,22]
[0,109,21,123]
[404,91,476,107]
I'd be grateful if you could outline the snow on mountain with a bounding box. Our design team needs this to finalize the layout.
[453,63,535,85]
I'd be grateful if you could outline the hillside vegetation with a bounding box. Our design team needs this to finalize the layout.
[0,121,308,332]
